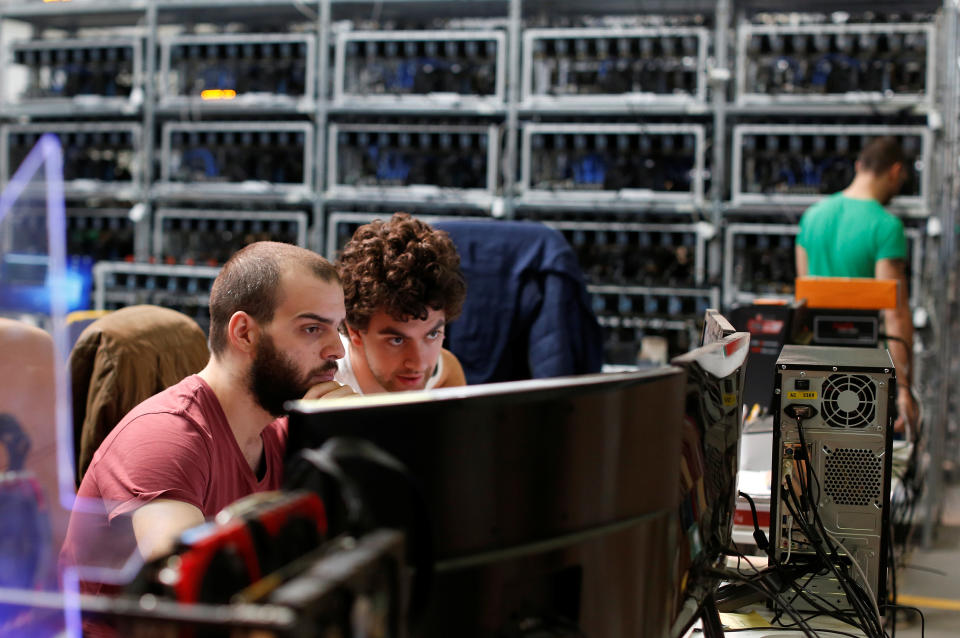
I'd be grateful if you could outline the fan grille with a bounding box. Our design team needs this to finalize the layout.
[824,448,883,507]
[821,374,876,428]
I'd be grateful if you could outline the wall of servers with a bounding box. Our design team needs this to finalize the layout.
[0,2,942,361]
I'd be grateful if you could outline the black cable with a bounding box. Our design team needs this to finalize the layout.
[781,477,880,636]
[792,418,886,637]
[795,417,816,510]
[725,627,865,638]
[738,490,769,551]
[779,545,866,629]
[878,333,909,348]
[782,478,881,637]
[888,518,897,637]
[711,548,820,636]
[781,611,828,628]
[706,565,818,637]
[735,413,890,638]
[885,604,924,638]
[783,567,859,621]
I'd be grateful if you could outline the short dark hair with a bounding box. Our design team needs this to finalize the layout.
[337,213,466,331]
[858,136,906,175]
[208,242,338,356]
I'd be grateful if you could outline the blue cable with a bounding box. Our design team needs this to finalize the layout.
[811,54,861,87]
[802,157,821,186]
[777,162,796,187]
[771,56,803,85]
[181,148,218,178]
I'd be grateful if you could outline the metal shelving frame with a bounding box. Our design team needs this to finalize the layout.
[925,0,959,546]
[722,222,924,308]
[156,120,315,202]
[332,29,507,113]
[520,26,710,113]
[518,122,707,208]
[588,283,721,330]
[92,259,220,310]
[324,210,491,259]
[326,121,500,205]
[1,36,144,118]
[66,205,145,261]
[735,21,936,110]
[730,123,933,214]
[1,0,957,547]
[157,32,317,115]
[0,121,144,200]
[544,219,710,286]
[152,207,310,261]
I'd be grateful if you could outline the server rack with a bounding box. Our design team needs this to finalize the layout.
[519,122,707,207]
[0,0,955,547]
[521,26,710,111]
[722,223,925,309]
[333,29,507,112]
[157,121,314,201]
[326,122,500,205]
[153,208,309,265]
[736,22,935,109]
[158,32,316,114]
[1,122,142,200]
[731,124,932,213]
[2,36,144,117]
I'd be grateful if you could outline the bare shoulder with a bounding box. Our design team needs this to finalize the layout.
[438,349,467,388]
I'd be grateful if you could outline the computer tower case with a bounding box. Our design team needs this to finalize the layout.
[769,345,895,612]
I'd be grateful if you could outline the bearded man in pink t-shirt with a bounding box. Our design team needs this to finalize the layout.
[62,242,355,585]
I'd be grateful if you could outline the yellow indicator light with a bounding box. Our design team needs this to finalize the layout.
[200,89,237,100]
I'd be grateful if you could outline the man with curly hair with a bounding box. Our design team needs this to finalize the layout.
[335,213,467,393]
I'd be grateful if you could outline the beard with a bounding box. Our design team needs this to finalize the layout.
[249,334,337,417]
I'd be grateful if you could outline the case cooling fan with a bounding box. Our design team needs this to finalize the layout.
[820,373,877,428]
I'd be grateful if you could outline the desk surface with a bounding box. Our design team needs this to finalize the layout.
[681,604,870,638]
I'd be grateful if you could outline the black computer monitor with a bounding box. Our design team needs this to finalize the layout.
[669,331,750,636]
[285,369,687,638]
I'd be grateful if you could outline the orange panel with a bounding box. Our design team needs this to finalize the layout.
[795,276,897,310]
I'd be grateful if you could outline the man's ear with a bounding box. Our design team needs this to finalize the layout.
[227,311,260,355]
[345,323,364,347]
[892,162,906,182]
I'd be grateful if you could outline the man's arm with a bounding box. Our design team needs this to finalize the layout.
[302,380,357,400]
[131,499,204,561]
[795,245,809,278]
[875,258,917,432]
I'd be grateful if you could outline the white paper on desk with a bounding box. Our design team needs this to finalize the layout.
[738,470,771,497]
[719,611,771,629]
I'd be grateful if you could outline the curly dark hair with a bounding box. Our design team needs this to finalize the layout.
[337,213,466,330]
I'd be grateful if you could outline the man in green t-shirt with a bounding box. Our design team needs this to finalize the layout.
[796,136,917,432]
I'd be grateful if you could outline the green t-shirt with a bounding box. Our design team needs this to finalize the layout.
[798,193,907,278]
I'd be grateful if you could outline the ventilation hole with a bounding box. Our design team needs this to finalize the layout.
[821,374,877,428]
[824,448,882,506]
